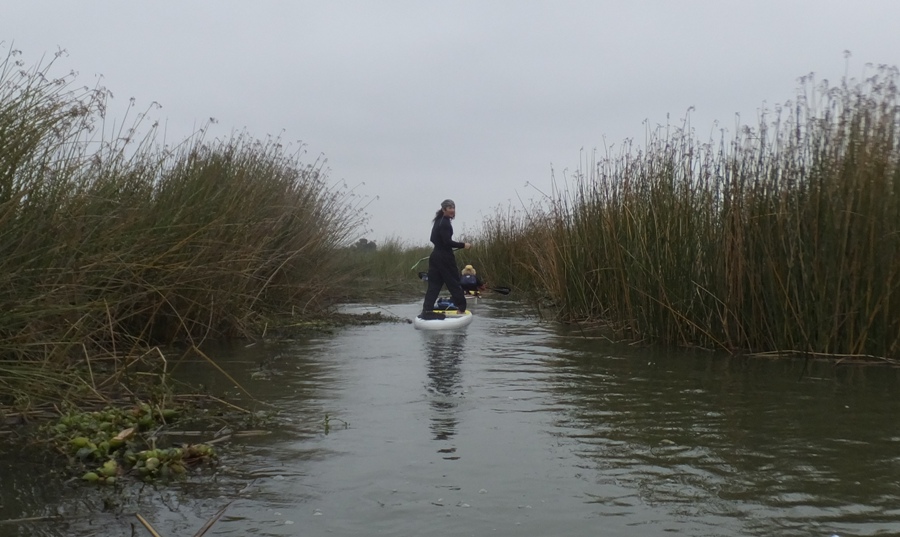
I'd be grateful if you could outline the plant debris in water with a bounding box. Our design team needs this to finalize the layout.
[39,402,217,485]
[259,310,405,337]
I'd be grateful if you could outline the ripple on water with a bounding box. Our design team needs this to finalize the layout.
[5,300,900,536]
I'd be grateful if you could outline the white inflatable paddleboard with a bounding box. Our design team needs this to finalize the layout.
[413,310,474,331]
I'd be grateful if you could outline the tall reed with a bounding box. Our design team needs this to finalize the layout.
[479,67,900,360]
[0,48,365,407]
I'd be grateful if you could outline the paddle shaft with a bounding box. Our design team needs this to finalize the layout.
[409,247,464,271]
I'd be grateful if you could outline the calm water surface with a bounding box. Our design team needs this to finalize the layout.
[2,298,900,536]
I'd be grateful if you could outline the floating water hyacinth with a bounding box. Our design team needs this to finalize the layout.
[38,403,218,485]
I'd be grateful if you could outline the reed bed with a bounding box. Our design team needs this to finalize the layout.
[339,237,433,299]
[0,49,365,409]
[473,202,549,293]
[478,67,900,361]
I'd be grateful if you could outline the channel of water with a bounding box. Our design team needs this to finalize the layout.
[2,297,899,536]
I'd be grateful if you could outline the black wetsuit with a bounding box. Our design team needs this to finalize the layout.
[422,215,467,313]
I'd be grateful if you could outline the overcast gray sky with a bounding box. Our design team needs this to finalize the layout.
[5,1,900,245]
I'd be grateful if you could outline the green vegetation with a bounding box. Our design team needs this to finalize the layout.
[340,236,432,299]
[41,404,216,485]
[0,47,367,414]
[5,40,897,433]
[477,67,900,361]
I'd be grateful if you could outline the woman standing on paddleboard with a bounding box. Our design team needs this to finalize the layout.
[421,199,470,318]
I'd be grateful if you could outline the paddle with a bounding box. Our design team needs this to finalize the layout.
[409,246,462,271]
[417,271,511,295]
[409,255,430,271]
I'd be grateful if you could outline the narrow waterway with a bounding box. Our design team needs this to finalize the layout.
[3,298,900,536]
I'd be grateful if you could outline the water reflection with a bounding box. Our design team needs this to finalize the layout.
[421,332,466,449]
[544,332,900,536]
[8,303,900,537]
